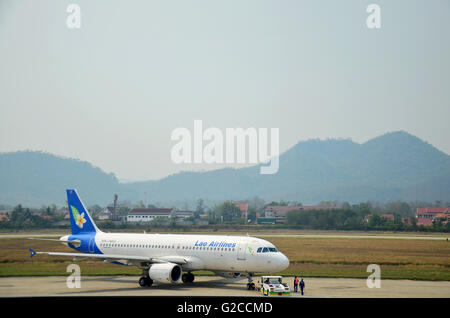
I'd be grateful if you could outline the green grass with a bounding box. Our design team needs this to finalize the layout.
[1,234,449,281]
[274,263,450,281]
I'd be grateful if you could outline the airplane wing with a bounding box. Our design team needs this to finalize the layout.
[29,249,187,265]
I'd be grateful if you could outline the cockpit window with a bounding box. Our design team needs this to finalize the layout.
[257,247,279,253]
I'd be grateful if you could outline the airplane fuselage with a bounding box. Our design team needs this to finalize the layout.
[61,232,290,274]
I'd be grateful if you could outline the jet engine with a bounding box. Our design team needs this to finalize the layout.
[214,272,241,279]
[149,263,182,284]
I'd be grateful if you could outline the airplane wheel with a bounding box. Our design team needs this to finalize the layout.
[139,276,153,287]
[183,273,195,283]
[139,277,147,287]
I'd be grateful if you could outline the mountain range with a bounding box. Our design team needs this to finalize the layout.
[1,131,449,207]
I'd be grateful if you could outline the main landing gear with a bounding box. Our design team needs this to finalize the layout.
[182,272,195,284]
[246,273,256,290]
[139,268,153,287]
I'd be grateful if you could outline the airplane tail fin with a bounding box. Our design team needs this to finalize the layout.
[66,189,100,235]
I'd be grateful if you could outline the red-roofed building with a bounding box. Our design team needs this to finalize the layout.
[233,202,249,220]
[416,207,450,226]
[417,218,434,227]
[434,213,450,225]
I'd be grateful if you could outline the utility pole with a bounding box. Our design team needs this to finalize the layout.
[113,194,118,221]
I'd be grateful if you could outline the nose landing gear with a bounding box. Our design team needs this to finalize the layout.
[246,273,256,290]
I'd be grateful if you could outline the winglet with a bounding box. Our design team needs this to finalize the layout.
[29,248,36,258]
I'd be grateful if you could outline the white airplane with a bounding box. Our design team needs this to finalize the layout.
[30,189,289,289]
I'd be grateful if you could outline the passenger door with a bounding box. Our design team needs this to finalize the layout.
[237,242,247,261]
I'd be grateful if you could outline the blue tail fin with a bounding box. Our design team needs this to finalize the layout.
[66,189,99,234]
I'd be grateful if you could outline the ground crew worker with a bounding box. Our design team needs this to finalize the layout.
[299,278,305,295]
[294,276,299,292]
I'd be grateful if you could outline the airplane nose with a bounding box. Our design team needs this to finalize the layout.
[278,253,290,271]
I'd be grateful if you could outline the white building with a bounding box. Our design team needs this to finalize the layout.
[127,208,194,223]
[127,208,173,223]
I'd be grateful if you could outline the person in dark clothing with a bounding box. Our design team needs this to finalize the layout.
[293,276,299,292]
[299,278,305,295]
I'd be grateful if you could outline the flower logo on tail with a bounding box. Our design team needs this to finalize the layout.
[70,205,87,229]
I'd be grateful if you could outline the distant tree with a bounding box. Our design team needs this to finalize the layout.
[89,204,103,216]
[150,216,169,226]
[266,201,289,207]
[368,214,383,227]
[352,202,372,214]
[41,206,55,216]
[213,201,242,222]
[10,205,31,225]
[195,199,204,218]
[247,207,257,223]
[135,201,145,208]
[318,200,337,207]
[119,206,130,215]
[341,202,351,210]
[248,196,265,212]
[385,201,411,216]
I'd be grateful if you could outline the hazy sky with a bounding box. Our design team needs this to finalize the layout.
[1,0,449,181]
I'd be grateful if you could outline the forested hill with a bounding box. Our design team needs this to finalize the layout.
[0,151,127,206]
[128,131,450,204]
[1,131,449,206]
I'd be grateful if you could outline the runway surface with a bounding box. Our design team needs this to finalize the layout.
[1,276,449,297]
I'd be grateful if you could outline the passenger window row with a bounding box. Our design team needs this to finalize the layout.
[183,246,235,252]
[101,243,175,249]
[100,243,235,252]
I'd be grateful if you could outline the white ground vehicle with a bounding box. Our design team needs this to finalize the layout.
[258,276,290,296]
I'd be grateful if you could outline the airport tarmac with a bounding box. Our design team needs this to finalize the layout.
[0,276,449,297]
